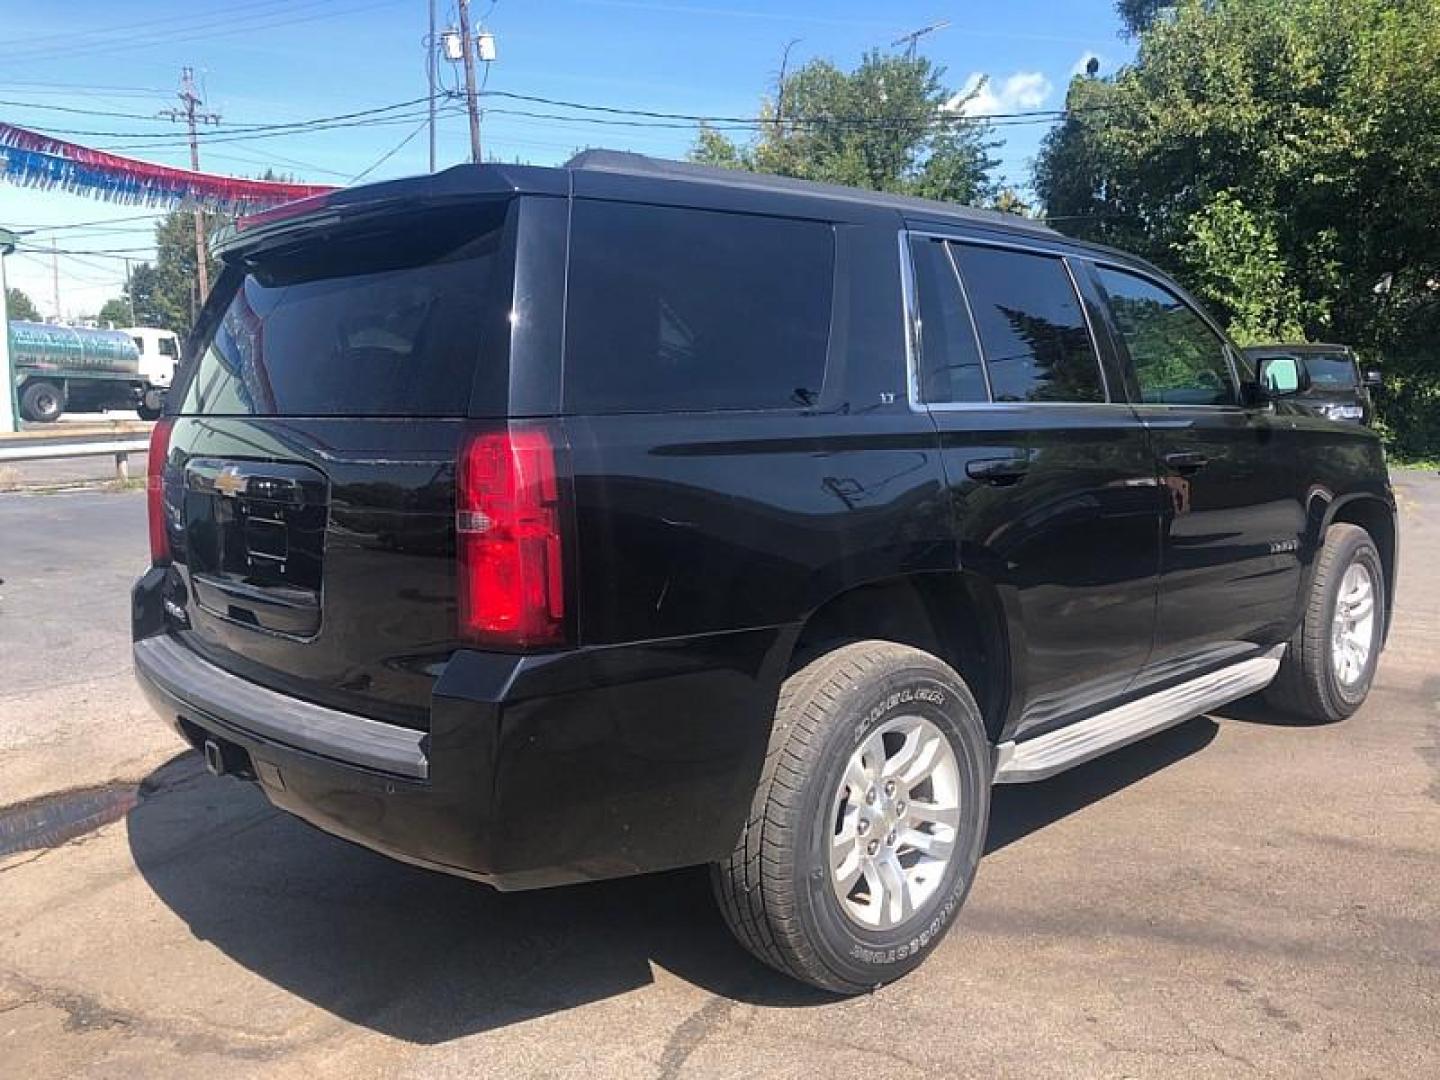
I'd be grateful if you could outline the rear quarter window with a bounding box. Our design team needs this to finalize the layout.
[563,201,833,414]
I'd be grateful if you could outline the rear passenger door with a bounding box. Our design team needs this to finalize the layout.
[906,233,1161,740]
[1088,264,1303,683]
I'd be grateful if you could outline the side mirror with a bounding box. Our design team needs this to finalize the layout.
[1255,354,1310,398]
[1363,368,1383,388]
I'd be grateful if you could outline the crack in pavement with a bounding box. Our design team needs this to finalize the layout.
[0,970,295,1062]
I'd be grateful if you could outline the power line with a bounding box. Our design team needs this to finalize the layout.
[0,81,174,98]
[6,212,167,234]
[204,146,353,180]
[5,0,407,67]
[6,91,1116,150]
[0,93,445,138]
[5,0,327,53]
[97,107,464,153]
[16,244,153,261]
[349,120,429,183]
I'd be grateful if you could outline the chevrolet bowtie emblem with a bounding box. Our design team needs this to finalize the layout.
[213,466,247,498]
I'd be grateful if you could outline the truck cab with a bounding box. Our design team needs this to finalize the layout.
[125,327,182,418]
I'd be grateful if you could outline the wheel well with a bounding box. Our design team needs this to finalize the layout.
[790,573,1011,742]
[1329,497,1397,641]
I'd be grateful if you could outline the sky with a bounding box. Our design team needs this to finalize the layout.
[0,0,1133,321]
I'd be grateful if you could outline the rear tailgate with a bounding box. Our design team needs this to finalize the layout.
[159,198,517,730]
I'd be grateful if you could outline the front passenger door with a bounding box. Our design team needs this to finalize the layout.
[1090,264,1304,686]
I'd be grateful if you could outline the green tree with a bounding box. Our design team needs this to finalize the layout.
[96,298,131,327]
[991,187,1035,218]
[114,209,229,336]
[6,287,41,322]
[1116,1,1179,35]
[1035,0,1440,455]
[691,50,998,206]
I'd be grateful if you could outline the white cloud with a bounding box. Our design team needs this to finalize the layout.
[1071,51,1104,77]
[948,70,1054,118]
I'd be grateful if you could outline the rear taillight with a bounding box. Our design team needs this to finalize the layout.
[457,424,568,649]
[146,417,174,565]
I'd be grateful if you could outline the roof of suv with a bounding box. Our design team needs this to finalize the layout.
[222,149,1136,269]
[564,150,1063,239]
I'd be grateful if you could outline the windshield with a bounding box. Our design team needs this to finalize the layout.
[179,202,510,417]
[1301,354,1359,390]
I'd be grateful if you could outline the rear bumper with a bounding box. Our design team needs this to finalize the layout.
[135,635,429,779]
[132,570,792,890]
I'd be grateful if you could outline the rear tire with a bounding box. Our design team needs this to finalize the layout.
[711,640,990,993]
[137,403,163,421]
[1266,523,1385,723]
[20,380,64,423]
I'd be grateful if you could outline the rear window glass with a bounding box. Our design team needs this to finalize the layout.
[564,201,833,413]
[180,203,509,417]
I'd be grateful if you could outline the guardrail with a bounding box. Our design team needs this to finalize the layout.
[0,438,151,480]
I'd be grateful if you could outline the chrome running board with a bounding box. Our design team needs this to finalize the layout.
[993,645,1285,784]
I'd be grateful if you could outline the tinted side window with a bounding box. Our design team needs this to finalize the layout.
[565,201,832,414]
[949,245,1104,403]
[910,238,986,403]
[1096,267,1235,406]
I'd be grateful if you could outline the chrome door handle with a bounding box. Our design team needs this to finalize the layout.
[966,456,1030,486]
[1163,450,1209,473]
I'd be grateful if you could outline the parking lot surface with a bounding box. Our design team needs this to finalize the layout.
[1,473,1437,1079]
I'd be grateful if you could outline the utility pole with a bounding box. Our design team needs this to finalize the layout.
[50,238,61,321]
[160,67,220,318]
[124,259,136,326]
[427,0,437,171]
[456,0,483,163]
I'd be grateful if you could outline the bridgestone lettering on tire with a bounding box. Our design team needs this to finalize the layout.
[1267,523,1385,723]
[710,640,990,993]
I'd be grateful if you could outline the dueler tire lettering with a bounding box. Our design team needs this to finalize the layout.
[710,640,990,994]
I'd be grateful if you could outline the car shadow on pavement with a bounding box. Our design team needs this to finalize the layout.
[128,753,828,1045]
[1208,695,1337,727]
[129,720,1218,1044]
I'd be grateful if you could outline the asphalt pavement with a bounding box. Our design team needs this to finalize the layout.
[1,473,1437,1079]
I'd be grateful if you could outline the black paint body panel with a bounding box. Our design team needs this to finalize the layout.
[133,159,1397,889]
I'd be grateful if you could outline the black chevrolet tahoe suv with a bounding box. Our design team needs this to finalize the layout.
[133,152,1398,993]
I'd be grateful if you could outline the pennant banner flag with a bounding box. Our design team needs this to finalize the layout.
[0,123,338,213]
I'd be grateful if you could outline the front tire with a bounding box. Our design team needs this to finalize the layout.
[711,640,990,993]
[1266,523,1385,723]
[20,380,64,423]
